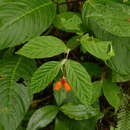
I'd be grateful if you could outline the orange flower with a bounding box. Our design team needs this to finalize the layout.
[54,81,62,91]
[64,82,71,92]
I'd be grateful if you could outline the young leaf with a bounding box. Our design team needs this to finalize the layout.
[31,61,61,94]
[80,34,114,61]
[60,103,100,120]
[103,80,122,110]
[65,59,93,105]
[53,11,84,34]
[0,0,56,50]
[67,36,81,50]
[0,56,36,130]
[17,36,67,59]
[27,105,58,130]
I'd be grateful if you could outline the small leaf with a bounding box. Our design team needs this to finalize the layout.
[27,105,58,130]
[103,80,122,110]
[112,71,130,82]
[60,103,100,120]
[17,36,67,59]
[80,34,114,61]
[67,36,81,50]
[65,59,93,105]
[31,61,61,94]
[91,81,102,104]
[53,11,84,34]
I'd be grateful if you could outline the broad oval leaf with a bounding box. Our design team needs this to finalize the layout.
[60,103,100,120]
[55,117,98,130]
[65,59,93,105]
[53,11,84,34]
[82,0,130,76]
[31,61,61,94]
[0,56,36,130]
[27,105,58,130]
[83,0,130,37]
[103,80,122,110]
[80,34,114,61]
[0,0,56,50]
[17,36,67,59]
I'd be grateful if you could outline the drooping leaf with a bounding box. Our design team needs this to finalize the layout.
[0,0,56,50]
[0,56,36,130]
[60,103,100,120]
[17,36,67,59]
[65,59,93,105]
[103,80,122,110]
[53,11,84,34]
[31,61,61,94]
[27,105,58,130]
[80,34,114,61]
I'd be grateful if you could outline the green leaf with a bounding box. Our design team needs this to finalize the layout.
[0,0,56,50]
[0,56,36,130]
[83,0,130,37]
[55,117,97,130]
[91,81,102,104]
[82,62,102,77]
[65,59,93,105]
[53,11,84,34]
[115,105,130,130]
[67,36,81,50]
[54,0,67,13]
[60,103,100,120]
[16,36,67,59]
[103,80,122,110]
[83,0,130,76]
[27,105,58,130]
[112,71,130,82]
[80,34,114,61]
[31,61,61,94]
[54,88,81,106]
